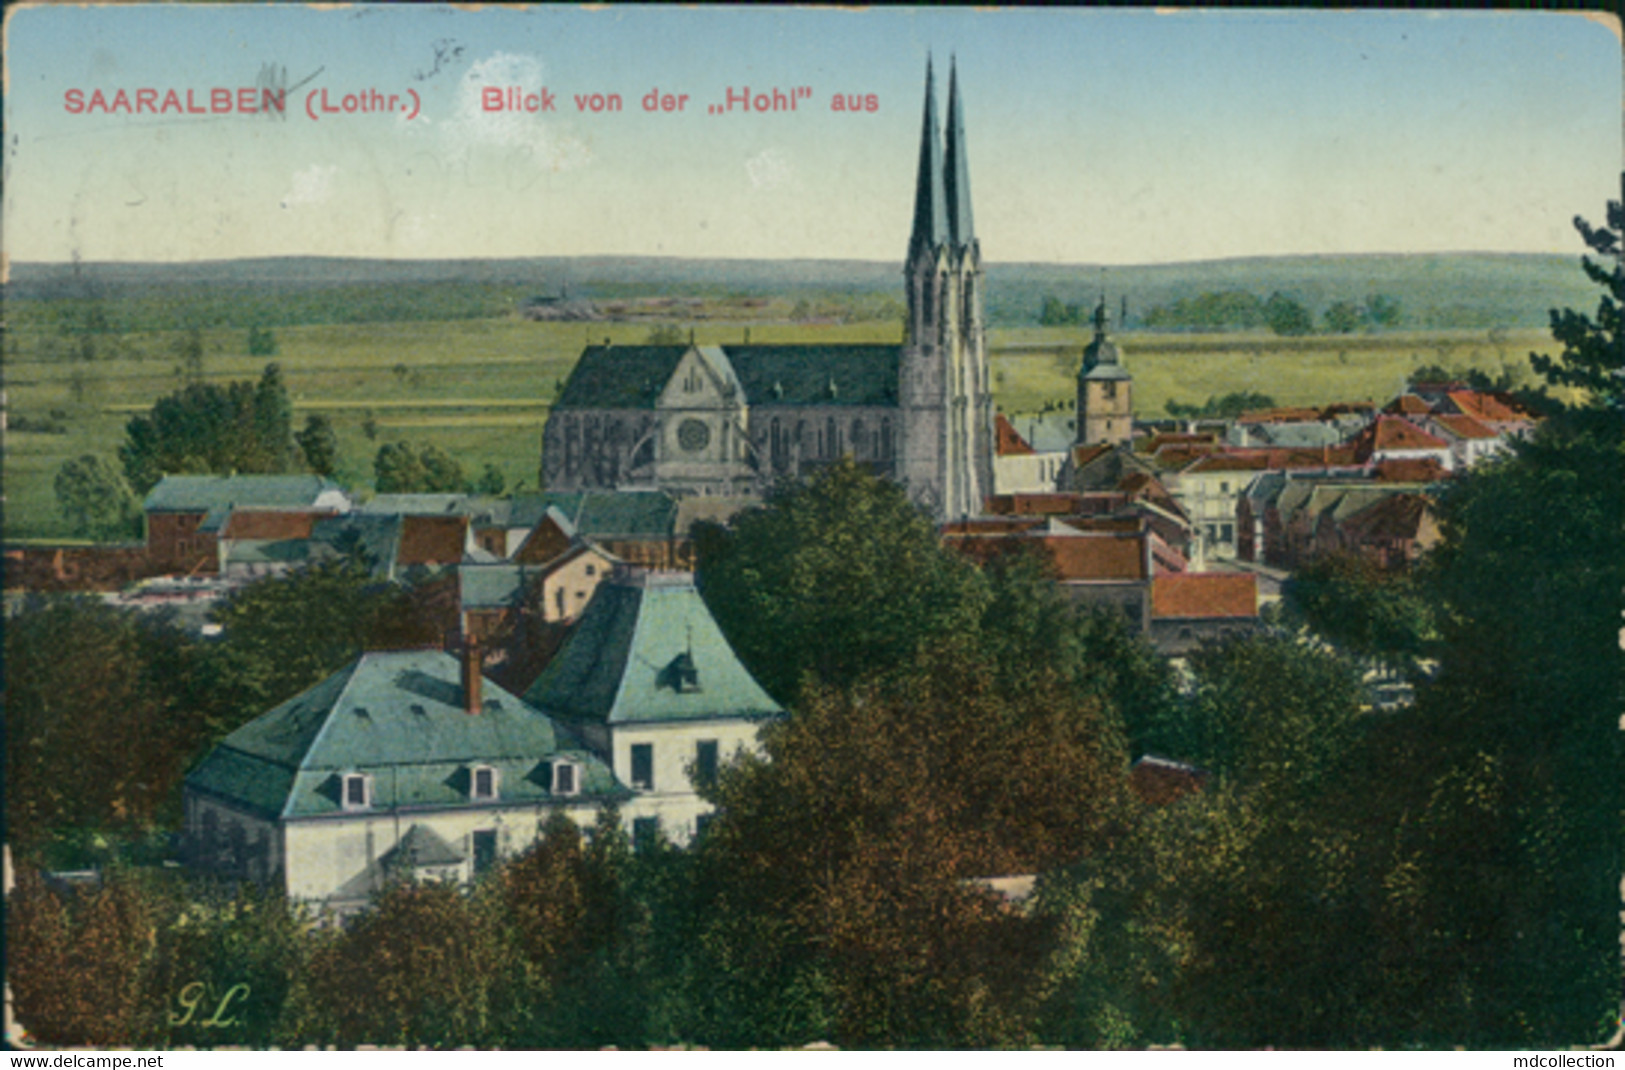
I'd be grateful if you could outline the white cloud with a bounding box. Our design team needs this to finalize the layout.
[745,148,795,192]
[280,164,337,209]
[440,51,590,171]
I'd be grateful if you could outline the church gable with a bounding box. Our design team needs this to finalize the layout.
[657,346,741,412]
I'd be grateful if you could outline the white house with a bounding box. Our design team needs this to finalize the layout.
[184,648,623,914]
[524,568,785,846]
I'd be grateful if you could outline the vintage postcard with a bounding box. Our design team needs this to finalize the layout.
[3,4,1621,1054]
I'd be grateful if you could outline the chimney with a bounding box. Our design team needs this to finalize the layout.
[461,639,482,715]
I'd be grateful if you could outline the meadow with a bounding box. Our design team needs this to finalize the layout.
[2,295,1564,541]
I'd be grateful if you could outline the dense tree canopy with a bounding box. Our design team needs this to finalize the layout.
[695,459,989,703]
[373,440,468,493]
[118,363,297,494]
[53,453,140,540]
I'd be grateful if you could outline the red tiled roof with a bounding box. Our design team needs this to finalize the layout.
[397,515,469,566]
[1430,413,1498,440]
[1137,432,1220,453]
[942,517,1047,538]
[1384,394,1434,416]
[1354,416,1449,458]
[1373,457,1449,483]
[1151,572,1258,620]
[1151,443,1222,469]
[1183,447,1360,475]
[1342,492,1435,541]
[1130,756,1208,806]
[1236,406,1322,424]
[1071,443,1114,468]
[1446,390,1536,424]
[994,414,1035,456]
[983,493,1084,517]
[514,514,574,564]
[220,510,319,540]
[1045,535,1147,583]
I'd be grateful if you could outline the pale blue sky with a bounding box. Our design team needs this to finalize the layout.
[3,5,1619,265]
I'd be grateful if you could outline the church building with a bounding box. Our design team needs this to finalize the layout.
[540,60,995,520]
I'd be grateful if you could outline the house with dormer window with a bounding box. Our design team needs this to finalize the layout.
[183,647,624,914]
[524,568,784,845]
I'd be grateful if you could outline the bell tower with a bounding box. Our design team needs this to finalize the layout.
[1076,298,1134,447]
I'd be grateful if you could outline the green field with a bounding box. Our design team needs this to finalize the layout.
[2,312,1563,541]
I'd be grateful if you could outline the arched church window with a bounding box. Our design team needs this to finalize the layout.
[827,417,838,457]
[851,419,866,459]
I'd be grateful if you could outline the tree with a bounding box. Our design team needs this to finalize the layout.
[1282,551,1436,671]
[118,364,297,494]
[247,325,279,357]
[1530,193,1624,408]
[294,414,339,477]
[1394,186,1624,1044]
[1364,293,1402,328]
[1322,299,1362,334]
[475,462,506,496]
[174,328,205,381]
[1264,292,1314,336]
[692,642,1126,1047]
[7,868,165,1046]
[373,441,467,493]
[205,559,441,717]
[5,597,220,856]
[288,880,523,1047]
[250,363,295,472]
[53,454,139,540]
[694,458,988,703]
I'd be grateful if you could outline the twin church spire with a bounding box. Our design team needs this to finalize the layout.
[909,56,975,258]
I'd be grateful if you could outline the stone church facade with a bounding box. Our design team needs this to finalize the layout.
[540,60,994,520]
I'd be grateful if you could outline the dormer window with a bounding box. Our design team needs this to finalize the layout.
[552,761,580,797]
[659,652,700,693]
[471,765,499,801]
[342,773,372,811]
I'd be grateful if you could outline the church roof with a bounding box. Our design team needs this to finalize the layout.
[525,570,784,726]
[555,344,902,411]
[726,345,901,407]
[555,346,689,410]
[186,650,622,821]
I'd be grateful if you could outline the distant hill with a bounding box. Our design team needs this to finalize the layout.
[5,252,1593,332]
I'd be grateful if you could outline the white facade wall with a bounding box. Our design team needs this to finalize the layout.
[611,717,768,845]
[1174,468,1247,566]
[992,451,1067,495]
[187,788,604,913]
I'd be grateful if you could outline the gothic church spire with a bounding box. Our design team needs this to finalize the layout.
[909,57,948,258]
[944,57,975,248]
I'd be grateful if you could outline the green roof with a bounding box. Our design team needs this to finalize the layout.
[186,650,624,820]
[554,344,903,411]
[525,572,783,726]
[726,344,901,407]
[222,539,313,566]
[538,491,679,540]
[358,494,494,517]
[143,474,347,514]
[556,346,689,410]
[460,564,539,610]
